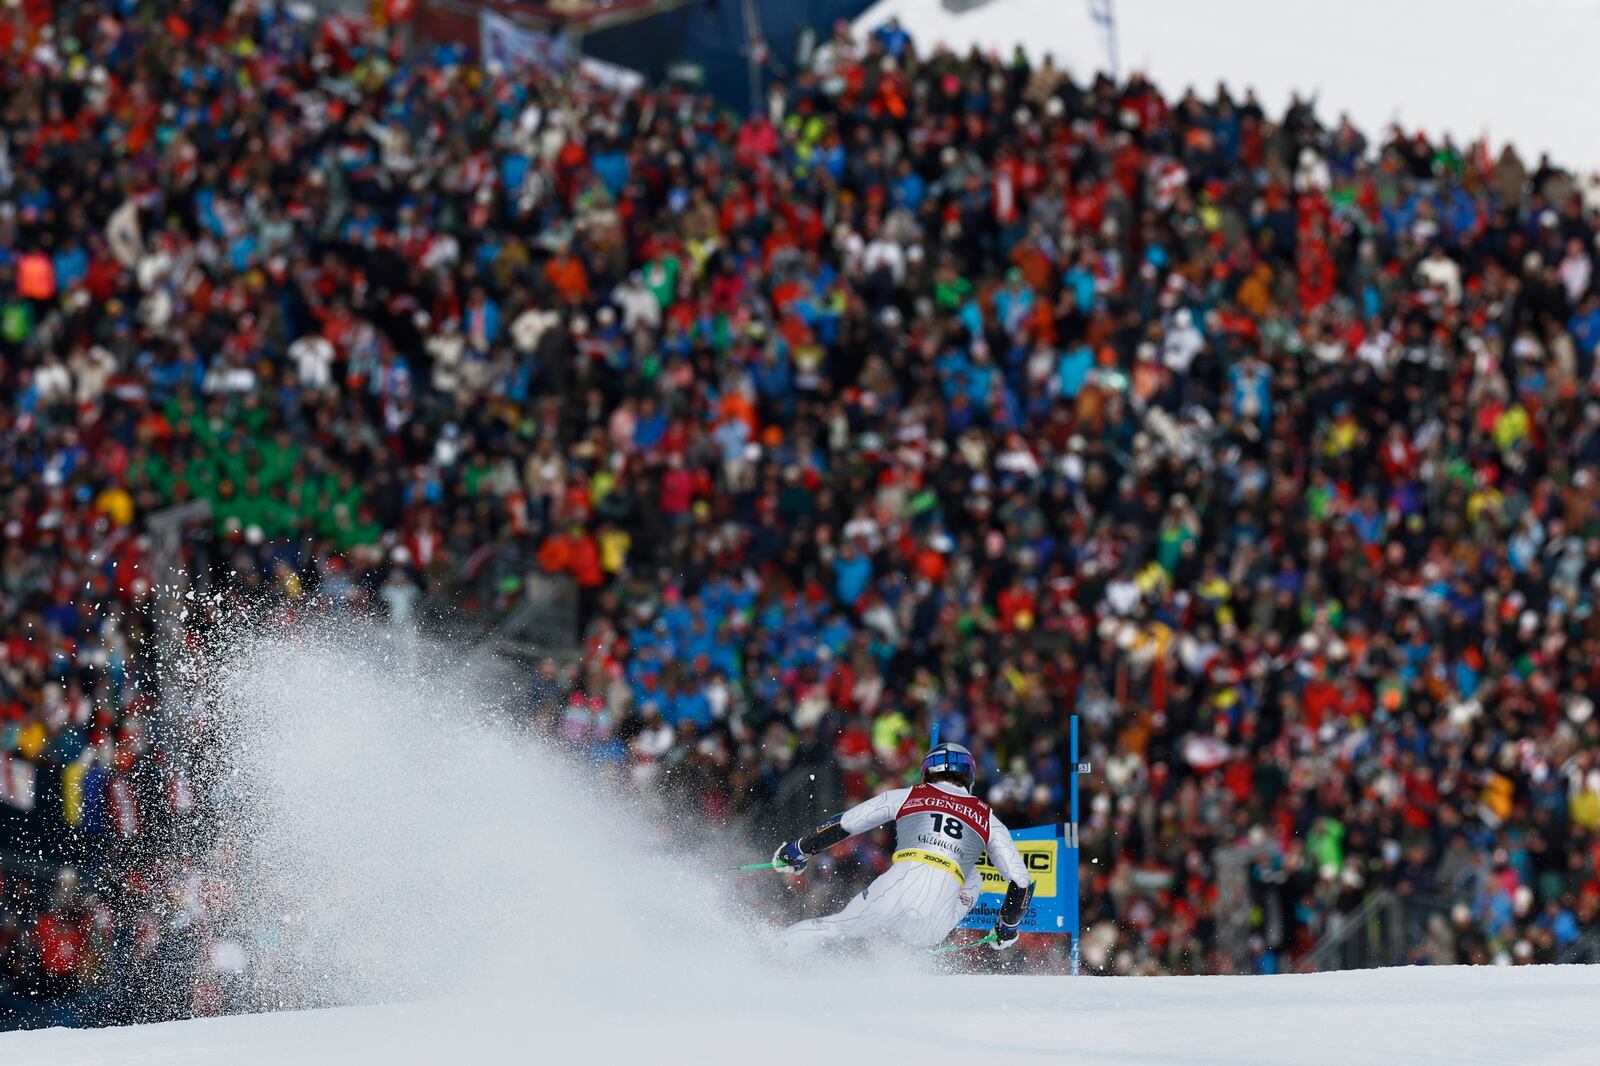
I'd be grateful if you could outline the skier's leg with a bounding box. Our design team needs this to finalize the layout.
[930,865,986,943]
[781,864,911,957]
[879,865,977,949]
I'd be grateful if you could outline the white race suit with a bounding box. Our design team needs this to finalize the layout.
[781,781,1032,953]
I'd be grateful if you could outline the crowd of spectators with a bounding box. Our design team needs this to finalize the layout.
[4,0,1600,1014]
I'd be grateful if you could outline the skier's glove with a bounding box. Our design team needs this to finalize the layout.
[989,919,1022,950]
[772,840,808,875]
[990,879,1032,949]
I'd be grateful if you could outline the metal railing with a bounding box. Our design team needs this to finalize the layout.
[415,539,565,646]
[1213,837,1282,969]
[1294,891,1454,972]
[1296,890,1404,973]
[491,571,579,660]
[143,500,213,649]
[736,756,845,843]
[1560,929,1600,964]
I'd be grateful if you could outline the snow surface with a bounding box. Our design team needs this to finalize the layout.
[7,966,1600,1064]
[856,0,1600,168]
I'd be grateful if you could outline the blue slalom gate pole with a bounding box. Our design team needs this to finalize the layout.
[1069,714,1081,976]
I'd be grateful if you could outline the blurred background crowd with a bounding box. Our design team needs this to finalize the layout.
[5,0,1600,1022]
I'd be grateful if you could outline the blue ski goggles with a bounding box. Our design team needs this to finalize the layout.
[921,747,975,779]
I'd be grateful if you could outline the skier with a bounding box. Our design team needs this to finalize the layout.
[771,742,1034,954]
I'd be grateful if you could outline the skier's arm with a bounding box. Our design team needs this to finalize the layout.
[985,819,1033,889]
[985,819,1034,950]
[957,864,983,914]
[773,788,910,872]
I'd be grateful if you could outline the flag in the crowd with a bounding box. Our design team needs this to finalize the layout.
[0,753,36,812]
[479,9,565,74]
[108,775,141,839]
[82,762,107,835]
[63,758,88,826]
[578,57,645,96]
[106,200,144,268]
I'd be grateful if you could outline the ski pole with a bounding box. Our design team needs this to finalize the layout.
[732,862,777,872]
[928,933,997,955]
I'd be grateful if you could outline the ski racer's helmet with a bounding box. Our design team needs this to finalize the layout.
[920,742,976,791]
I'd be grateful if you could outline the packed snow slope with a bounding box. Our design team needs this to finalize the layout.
[857,0,1600,168]
[7,966,1600,1065]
